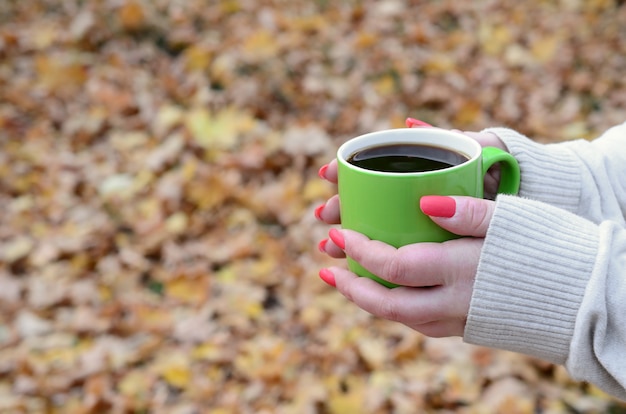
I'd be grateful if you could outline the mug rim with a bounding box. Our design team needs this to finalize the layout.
[337,128,482,177]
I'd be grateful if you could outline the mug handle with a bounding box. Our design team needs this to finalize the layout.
[481,147,521,195]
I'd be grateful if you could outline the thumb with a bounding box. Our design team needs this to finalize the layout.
[420,196,495,237]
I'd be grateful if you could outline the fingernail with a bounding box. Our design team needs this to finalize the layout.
[328,228,345,250]
[420,196,456,218]
[319,268,336,287]
[318,164,329,179]
[318,239,328,253]
[405,117,433,128]
[314,203,325,221]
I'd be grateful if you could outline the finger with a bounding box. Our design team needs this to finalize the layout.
[331,229,436,287]
[460,131,507,150]
[331,229,478,287]
[319,159,338,184]
[331,266,468,331]
[316,195,340,224]
[449,131,504,198]
[321,236,346,258]
[420,196,496,238]
[483,165,501,200]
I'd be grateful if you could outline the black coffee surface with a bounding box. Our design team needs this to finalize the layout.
[347,144,469,173]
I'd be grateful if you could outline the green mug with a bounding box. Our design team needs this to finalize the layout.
[337,128,520,288]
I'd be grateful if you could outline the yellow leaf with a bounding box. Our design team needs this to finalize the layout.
[153,353,191,389]
[560,121,588,140]
[479,24,512,55]
[184,106,254,150]
[165,212,188,235]
[325,375,366,414]
[357,337,388,370]
[186,173,231,211]
[210,53,236,88]
[134,170,155,192]
[165,276,208,305]
[99,174,135,199]
[422,53,456,73]
[216,265,237,283]
[35,54,87,91]
[374,75,397,97]
[192,343,223,362]
[284,372,327,413]
[354,31,378,49]
[31,24,59,49]
[454,100,482,126]
[289,15,327,33]
[208,410,233,414]
[185,108,218,146]
[133,304,173,331]
[303,178,334,203]
[2,236,34,263]
[137,197,162,224]
[505,44,530,67]
[110,130,149,151]
[234,336,292,381]
[220,0,242,14]
[119,1,147,30]
[299,306,324,330]
[98,285,112,302]
[496,397,534,414]
[162,365,190,389]
[119,370,152,398]
[243,30,280,60]
[183,44,212,72]
[181,157,199,181]
[153,105,184,136]
[531,34,562,63]
[244,301,263,319]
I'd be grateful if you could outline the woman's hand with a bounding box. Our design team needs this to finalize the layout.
[314,121,505,337]
[315,124,507,237]
[318,195,496,338]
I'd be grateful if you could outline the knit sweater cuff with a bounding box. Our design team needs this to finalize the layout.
[463,195,599,364]
[482,127,583,213]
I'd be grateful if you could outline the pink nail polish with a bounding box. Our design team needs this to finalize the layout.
[318,239,328,253]
[318,164,329,179]
[328,228,345,250]
[405,117,433,128]
[420,196,456,218]
[314,204,325,221]
[319,268,336,287]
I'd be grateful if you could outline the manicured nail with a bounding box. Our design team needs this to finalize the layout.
[405,117,433,128]
[328,228,345,250]
[314,203,325,220]
[319,268,336,287]
[420,196,456,218]
[318,239,328,253]
[318,164,329,179]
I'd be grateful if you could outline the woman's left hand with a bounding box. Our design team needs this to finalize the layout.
[318,195,496,338]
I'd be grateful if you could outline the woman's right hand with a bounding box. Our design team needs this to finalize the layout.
[315,158,344,258]
[315,124,509,246]
[455,130,508,199]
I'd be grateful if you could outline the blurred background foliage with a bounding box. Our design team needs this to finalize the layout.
[1,0,626,412]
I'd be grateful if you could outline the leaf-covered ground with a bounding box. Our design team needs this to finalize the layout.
[2,0,626,413]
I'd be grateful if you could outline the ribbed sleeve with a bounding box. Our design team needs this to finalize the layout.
[464,195,599,364]
[482,127,583,213]
[465,124,626,399]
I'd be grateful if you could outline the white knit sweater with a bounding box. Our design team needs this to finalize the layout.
[463,123,626,400]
